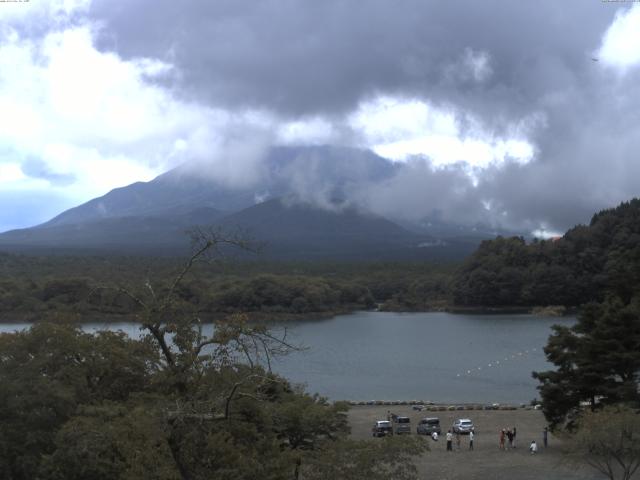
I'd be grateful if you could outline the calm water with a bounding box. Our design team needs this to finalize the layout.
[0,311,573,403]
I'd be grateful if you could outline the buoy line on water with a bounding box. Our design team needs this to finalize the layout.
[455,348,540,378]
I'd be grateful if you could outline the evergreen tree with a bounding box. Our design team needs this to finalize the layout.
[533,296,640,429]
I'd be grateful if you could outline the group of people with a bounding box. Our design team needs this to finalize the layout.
[498,426,548,454]
[443,429,474,451]
[499,427,517,449]
[435,425,548,454]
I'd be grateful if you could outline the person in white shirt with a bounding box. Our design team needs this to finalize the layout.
[431,431,439,441]
[530,440,538,454]
[469,430,474,450]
[446,430,453,451]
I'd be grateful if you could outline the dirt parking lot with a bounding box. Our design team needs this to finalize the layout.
[348,405,603,480]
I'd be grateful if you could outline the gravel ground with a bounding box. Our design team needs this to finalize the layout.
[348,405,604,480]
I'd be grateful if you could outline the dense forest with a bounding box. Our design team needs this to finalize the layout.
[452,199,640,308]
[2,198,640,323]
[0,254,455,322]
[0,234,428,479]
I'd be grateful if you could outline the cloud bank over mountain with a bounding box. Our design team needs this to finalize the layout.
[1,0,640,237]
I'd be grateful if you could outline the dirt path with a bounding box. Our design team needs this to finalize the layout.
[348,405,603,480]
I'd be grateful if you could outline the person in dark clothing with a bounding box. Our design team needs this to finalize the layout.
[446,430,453,451]
[512,426,517,448]
[543,427,548,448]
[506,429,514,448]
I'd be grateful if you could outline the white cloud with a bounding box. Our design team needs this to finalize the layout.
[348,96,535,169]
[277,117,336,145]
[0,11,238,226]
[598,4,640,70]
[0,0,90,25]
[0,163,28,184]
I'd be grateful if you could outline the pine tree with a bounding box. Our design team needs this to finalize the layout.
[533,296,640,429]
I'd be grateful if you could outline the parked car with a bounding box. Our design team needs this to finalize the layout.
[393,416,411,434]
[372,420,393,437]
[452,418,474,434]
[416,417,441,435]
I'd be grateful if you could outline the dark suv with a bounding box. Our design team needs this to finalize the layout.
[393,416,411,434]
[416,417,441,435]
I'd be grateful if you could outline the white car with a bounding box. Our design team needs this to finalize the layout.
[452,418,474,434]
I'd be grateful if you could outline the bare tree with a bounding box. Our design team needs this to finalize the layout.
[565,405,640,480]
[94,227,296,394]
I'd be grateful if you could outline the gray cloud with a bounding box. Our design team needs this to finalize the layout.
[78,1,640,234]
[21,157,76,186]
[88,1,614,119]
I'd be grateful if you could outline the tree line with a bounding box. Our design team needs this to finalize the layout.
[0,254,455,321]
[452,199,640,308]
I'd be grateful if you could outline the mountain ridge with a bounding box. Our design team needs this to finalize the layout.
[0,146,499,260]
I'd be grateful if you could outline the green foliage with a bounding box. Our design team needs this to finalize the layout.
[533,296,640,429]
[0,319,360,480]
[270,393,349,450]
[41,403,179,480]
[0,323,158,479]
[0,253,457,320]
[208,274,372,314]
[452,198,640,307]
[0,236,429,479]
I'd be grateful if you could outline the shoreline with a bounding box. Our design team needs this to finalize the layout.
[343,401,534,411]
[0,304,576,324]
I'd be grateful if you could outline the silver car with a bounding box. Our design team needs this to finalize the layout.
[452,418,474,434]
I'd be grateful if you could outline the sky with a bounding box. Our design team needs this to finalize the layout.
[1,0,639,236]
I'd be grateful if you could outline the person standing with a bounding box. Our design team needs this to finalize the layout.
[506,429,513,448]
[543,427,548,448]
[446,430,453,451]
[512,426,517,448]
[530,440,538,454]
[455,432,461,450]
[469,430,474,450]
[499,429,505,450]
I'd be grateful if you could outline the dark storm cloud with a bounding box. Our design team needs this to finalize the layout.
[88,0,614,119]
[84,0,640,234]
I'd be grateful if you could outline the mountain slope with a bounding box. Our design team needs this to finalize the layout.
[0,207,223,253]
[219,198,429,260]
[42,145,397,228]
[0,145,485,260]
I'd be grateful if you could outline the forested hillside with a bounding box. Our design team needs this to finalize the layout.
[452,199,640,307]
[0,254,455,321]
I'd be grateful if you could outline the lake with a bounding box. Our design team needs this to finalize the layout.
[0,311,573,404]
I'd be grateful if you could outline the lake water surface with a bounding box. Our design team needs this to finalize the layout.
[0,311,573,404]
